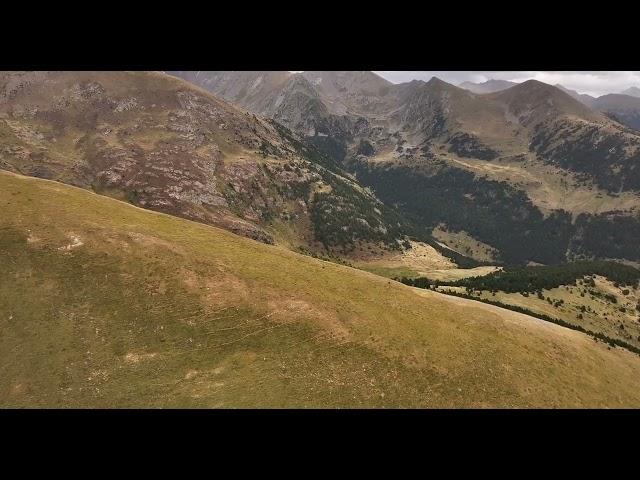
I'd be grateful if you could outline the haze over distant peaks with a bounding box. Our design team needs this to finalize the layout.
[554,84,597,107]
[622,86,640,98]
[592,93,640,130]
[458,79,518,94]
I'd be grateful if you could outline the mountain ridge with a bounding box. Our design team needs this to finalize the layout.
[8,70,640,266]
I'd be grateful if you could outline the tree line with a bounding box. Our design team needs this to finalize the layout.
[400,261,640,293]
[431,289,640,356]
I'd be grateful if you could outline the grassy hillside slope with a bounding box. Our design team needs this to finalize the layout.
[2,171,640,408]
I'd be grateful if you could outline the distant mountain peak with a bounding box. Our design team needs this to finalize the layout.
[492,79,603,126]
[427,76,447,85]
[518,79,547,88]
[507,79,584,99]
[621,86,640,98]
[424,77,458,91]
[554,84,597,108]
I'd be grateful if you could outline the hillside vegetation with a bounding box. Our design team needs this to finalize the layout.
[3,171,640,407]
[402,262,640,351]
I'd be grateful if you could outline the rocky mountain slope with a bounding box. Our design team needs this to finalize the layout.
[0,71,421,257]
[172,72,640,190]
[3,170,640,407]
[172,71,640,265]
[6,70,640,266]
[488,81,640,188]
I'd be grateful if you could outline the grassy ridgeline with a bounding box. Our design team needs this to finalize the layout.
[3,171,640,407]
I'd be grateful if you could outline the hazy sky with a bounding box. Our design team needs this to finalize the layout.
[374,71,640,97]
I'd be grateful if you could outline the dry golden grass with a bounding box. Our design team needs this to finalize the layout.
[3,170,640,408]
[422,266,501,282]
[355,240,458,279]
[432,227,499,263]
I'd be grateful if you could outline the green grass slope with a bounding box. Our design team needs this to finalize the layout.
[2,170,640,408]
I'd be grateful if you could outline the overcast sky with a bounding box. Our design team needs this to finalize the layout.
[373,71,640,97]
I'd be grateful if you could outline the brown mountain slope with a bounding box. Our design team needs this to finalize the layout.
[0,71,410,254]
[170,72,640,151]
[300,71,393,115]
[347,78,640,264]
[391,77,515,147]
[489,80,604,128]
[156,72,640,263]
[173,72,640,192]
[167,71,371,155]
[373,79,640,195]
[165,71,293,114]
